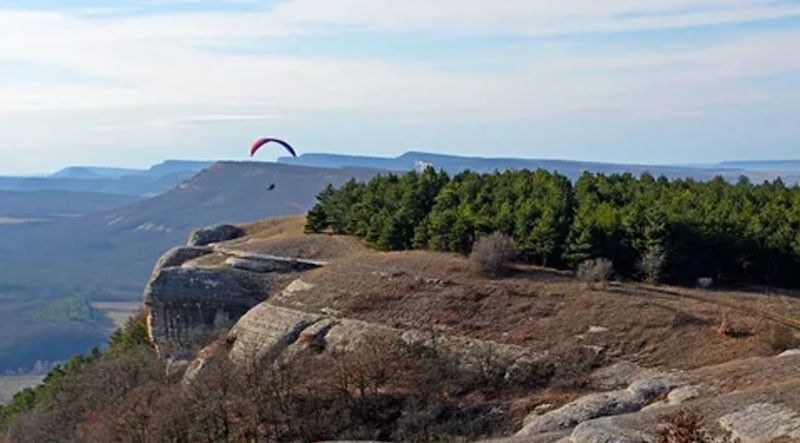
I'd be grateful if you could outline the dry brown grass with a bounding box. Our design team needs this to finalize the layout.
[229,215,367,260]
[223,225,800,372]
[765,323,799,352]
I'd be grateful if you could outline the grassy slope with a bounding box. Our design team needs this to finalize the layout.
[237,216,800,371]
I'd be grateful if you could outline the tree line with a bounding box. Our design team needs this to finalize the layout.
[306,168,800,286]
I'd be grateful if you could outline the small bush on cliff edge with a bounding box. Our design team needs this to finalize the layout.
[108,310,150,355]
[470,232,517,277]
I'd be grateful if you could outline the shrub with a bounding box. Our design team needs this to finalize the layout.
[697,277,713,289]
[469,232,517,277]
[107,310,150,355]
[766,323,799,352]
[638,244,667,284]
[655,409,711,443]
[577,258,614,288]
[716,313,758,338]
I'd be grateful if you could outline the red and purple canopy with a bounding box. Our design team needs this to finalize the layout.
[249,138,297,157]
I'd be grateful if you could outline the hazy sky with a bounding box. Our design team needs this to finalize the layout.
[1,1,799,174]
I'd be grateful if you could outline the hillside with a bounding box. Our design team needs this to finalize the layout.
[7,216,800,442]
[279,151,800,184]
[0,190,140,222]
[0,162,382,373]
[153,218,800,442]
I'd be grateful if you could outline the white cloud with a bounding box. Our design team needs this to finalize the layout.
[1,4,798,118]
[0,0,799,173]
[269,0,800,34]
[163,114,284,125]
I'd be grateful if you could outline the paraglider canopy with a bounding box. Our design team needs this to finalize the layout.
[250,138,297,158]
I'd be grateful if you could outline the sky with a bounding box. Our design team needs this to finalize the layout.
[0,0,799,174]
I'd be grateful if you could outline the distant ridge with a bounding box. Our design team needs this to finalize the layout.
[0,160,214,196]
[51,166,143,179]
[716,160,800,171]
[279,151,798,184]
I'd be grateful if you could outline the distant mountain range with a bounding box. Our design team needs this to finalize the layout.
[715,160,800,171]
[278,151,800,184]
[50,166,143,180]
[0,160,213,197]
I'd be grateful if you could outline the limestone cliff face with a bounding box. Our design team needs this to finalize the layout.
[143,226,326,361]
[145,266,265,360]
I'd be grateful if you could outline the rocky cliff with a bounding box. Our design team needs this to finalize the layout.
[142,217,800,443]
[143,224,325,361]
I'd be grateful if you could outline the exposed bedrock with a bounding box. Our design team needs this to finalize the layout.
[195,300,547,387]
[145,266,265,360]
[187,224,245,246]
[151,245,212,276]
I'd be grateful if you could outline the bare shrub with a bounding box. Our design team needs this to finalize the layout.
[7,346,167,443]
[765,323,799,352]
[470,232,517,277]
[655,409,711,443]
[697,277,714,289]
[716,313,758,338]
[638,244,667,284]
[546,343,606,389]
[8,329,524,443]
[576,258,614,288]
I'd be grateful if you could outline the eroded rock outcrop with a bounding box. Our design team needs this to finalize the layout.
[145,230,327,361]
[188,224,244,246]
[145,266,265,360]
[228,303,323,363]
[196,301,547,388]
[517,370,681,438]
[151,245,212,276]
[719,403,800,443]
[566,417,654,443]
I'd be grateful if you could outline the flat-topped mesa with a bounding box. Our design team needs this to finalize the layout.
[144,225,326,361]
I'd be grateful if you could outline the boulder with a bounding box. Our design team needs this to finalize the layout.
[589,361,659,391]
[778,349,800,358]
[150,245,212,276]
[517,373,679,436]
[282,278,315,296]
[188,224,244,246]
[719,403,800,443]
[666,385,701,405]
[226,257,280,273]
[567,417,653,443]
[587,326,609,334]
[227,303,323,364]
[225,256,321,273]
